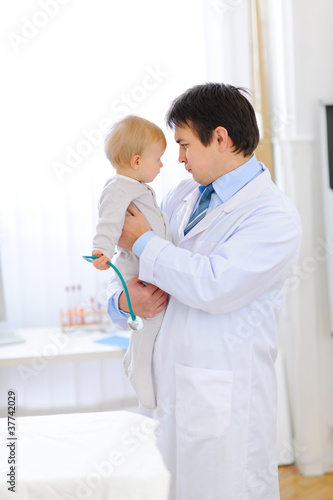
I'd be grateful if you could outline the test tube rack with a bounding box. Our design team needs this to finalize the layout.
[60,307,111,332]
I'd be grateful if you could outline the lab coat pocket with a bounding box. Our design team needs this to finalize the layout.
[175,363,233,438]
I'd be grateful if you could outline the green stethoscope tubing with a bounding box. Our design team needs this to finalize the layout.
[82,256,136,321]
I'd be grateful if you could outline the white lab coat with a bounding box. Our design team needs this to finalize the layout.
[134,167,302,500]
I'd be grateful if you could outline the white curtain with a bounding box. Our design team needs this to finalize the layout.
[202,0,252,90]
[0,0,207,329]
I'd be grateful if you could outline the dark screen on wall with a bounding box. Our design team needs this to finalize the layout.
[326,105,333,190]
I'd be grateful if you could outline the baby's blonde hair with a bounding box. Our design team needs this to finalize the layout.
[104,115,166,169]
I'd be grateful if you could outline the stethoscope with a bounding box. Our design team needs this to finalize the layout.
[82,256,143,331]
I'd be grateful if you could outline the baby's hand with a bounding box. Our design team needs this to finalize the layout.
[92,250,110,271]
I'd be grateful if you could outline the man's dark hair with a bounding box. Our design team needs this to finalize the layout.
[166,83,260,156]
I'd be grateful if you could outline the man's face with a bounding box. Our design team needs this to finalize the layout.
[174,124,219,186]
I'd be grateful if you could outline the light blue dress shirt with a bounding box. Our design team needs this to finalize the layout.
[108,154,264,320]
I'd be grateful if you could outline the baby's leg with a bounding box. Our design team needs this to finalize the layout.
[123,311,164,410]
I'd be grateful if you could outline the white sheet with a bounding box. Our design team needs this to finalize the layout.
[0,411,170,500]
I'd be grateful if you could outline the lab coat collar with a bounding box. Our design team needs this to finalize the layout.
[180,166,272,240]
[218,165,271,213]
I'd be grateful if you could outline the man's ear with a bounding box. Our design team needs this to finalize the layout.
[130,154,140,170]
[214,127,229,152]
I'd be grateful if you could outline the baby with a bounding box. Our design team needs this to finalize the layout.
[92,115,171,409]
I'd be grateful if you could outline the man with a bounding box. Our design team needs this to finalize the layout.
[102,83,302,500]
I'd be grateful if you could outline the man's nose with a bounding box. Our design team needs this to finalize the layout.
[178,147,186,163]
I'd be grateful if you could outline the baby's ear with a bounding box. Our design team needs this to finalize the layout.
[130,154,140,170]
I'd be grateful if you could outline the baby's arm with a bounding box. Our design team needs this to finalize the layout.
[92,180,133,269]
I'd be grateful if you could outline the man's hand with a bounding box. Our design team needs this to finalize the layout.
[118,203,151,251]
[119,275,168,318]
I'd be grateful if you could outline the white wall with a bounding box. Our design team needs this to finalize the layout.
[263,0,333,475]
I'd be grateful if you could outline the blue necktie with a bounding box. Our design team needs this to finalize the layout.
[184,184,215,235]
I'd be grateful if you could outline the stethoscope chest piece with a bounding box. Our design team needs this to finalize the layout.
[127,316,143,331]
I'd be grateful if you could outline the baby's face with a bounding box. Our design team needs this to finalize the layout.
[136,140,165,183]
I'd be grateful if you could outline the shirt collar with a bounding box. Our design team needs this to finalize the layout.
[114,173,139,183]
[204,154,264,203]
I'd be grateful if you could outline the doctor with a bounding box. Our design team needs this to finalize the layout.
[104,83,302,500]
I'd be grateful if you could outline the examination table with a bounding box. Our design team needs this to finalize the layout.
[0,410,170,499]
